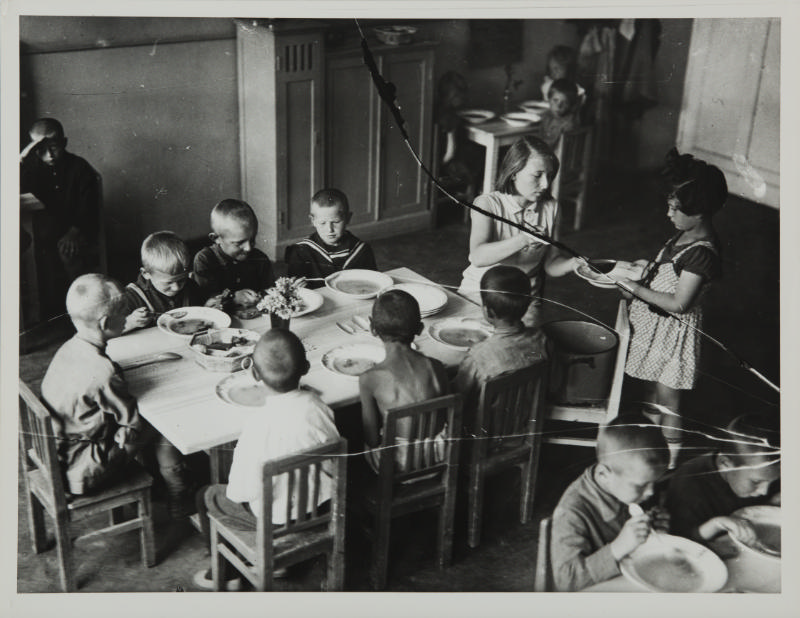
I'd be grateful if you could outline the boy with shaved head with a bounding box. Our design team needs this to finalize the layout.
[193,329,340,589]
[41,274,189,513]
[551,415,670,591]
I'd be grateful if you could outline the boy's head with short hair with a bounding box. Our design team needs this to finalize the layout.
[370,289,423,345]
[546,45,577,81]
[209,199,258,262]
[309,188,352,247]
[250,329,310,394]
[717,413,780,498]
[594,415,669,505]
[547,79,580,119]
[140,231,191,297]
[29,118,67,167]
[66,273,126,341]
[480,266,531,326]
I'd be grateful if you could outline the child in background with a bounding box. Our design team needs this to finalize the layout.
[193,329,340,590]
[540,45,585,102]
[40,274,191,516]
[539,79,580,148]
[360,290,449,472]
[551,415,669,591]
[620,149,728,469]
[665,413,779,545]
[285,188,376,289]
[193,199,275,310]
[453,265,547,431]
[120,231,212,332]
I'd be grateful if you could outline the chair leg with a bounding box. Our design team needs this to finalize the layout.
[370,513,392,590]
[138,492,156,567]
[520,448,542,524]
[437,492,456,569]
[574,192,585,231]
[467,466,485,548]
[328,541,345,591]
[54,511,76,592]
[26,491,48,554]
[210,522,224,592]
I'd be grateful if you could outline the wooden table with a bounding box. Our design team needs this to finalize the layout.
[465,119,541,195]
[107,268,482,480]
[583,535,780,593]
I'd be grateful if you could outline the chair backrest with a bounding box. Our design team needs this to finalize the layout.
[552,126,593,197]
[534,516,553,592]
[18,378,68,505]
[473,362,547,459]
[257,437,347,543]
[377,393,463,487]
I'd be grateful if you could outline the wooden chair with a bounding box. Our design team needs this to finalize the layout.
[360,394,462,590]
[209,438,348,591]
[534,516,553,592]
[544,299,630,447]
[552,125,594,231]
[466,363,547,548]
[18,379,156,592]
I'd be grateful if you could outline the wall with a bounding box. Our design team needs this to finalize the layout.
[21,17,240,279]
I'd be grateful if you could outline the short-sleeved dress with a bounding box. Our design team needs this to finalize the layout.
[458,192,558,325]
[625,234,721,390]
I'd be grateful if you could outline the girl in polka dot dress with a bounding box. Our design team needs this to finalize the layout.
[619,149,728,468]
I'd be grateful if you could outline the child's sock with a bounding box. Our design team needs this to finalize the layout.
[665,437,682,469]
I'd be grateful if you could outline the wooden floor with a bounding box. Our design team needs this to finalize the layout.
[16,171,779,592]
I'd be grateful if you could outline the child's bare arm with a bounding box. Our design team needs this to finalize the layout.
[359,373,382,447]
[468,206,530,267]
[20,134,46,162]
[544,246,584,278]
[621,270,704,314]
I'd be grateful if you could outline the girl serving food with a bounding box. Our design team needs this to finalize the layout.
[621,148,728,469]
[458,135,582,326]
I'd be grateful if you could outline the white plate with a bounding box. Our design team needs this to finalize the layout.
[215,370,269,408]
[292,287,324,317]
[730,505,781,560]
[457,109,495,124]
[321,343,386,379]
[157,307,231,338]
[519,99,550,112]
[573,259,644,289]
[501,112,541,127]
[621,533,728,593]
[429,318,493,350]
[325,270,394,299]
[384,282,448,317]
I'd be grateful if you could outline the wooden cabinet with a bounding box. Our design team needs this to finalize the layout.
[237,20,435,259]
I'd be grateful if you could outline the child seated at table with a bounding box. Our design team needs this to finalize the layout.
[285,188,377,289]
[551,415,669,591]
[539,78,580,149]
[193,329,340,590]
[665,413,780,545]
[453,265,547,432]
[120,231,213,332]
[360,289,449,472]
[40,274,192,517]
[193,199,275,310]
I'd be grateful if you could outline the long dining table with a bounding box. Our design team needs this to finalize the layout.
[106,267,482,482]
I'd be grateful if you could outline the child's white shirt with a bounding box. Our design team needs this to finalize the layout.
[226,389,340,524]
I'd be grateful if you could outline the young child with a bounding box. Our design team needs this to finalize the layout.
[360,290,450,472]
[538,79,580,148]
[193,199,275,308]
[620,148,728,469]
[19,118,101,317]
[665,413,779,545]
[120,231,211,332]
[540,45,585,102]
[453,265,547,431]
[193,329,340,589]
[551,415,669,591]
[285,188,376,288]
[40,274,191,516]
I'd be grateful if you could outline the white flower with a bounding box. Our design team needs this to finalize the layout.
[256,277,303,320]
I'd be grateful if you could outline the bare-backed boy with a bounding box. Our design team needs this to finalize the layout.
[551,415,669,591]
[359,289,449,472]
[285,188,376,288]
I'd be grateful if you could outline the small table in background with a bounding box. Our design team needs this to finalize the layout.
[464,119,541,195]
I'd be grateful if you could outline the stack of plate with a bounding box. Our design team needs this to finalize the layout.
[384,282,448,318]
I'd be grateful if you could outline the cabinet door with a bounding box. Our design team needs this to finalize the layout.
[378,48,434,220]
[326,54,379,225]
[275,33,325,239]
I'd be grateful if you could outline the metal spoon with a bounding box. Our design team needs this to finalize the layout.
[123,352,182,371]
